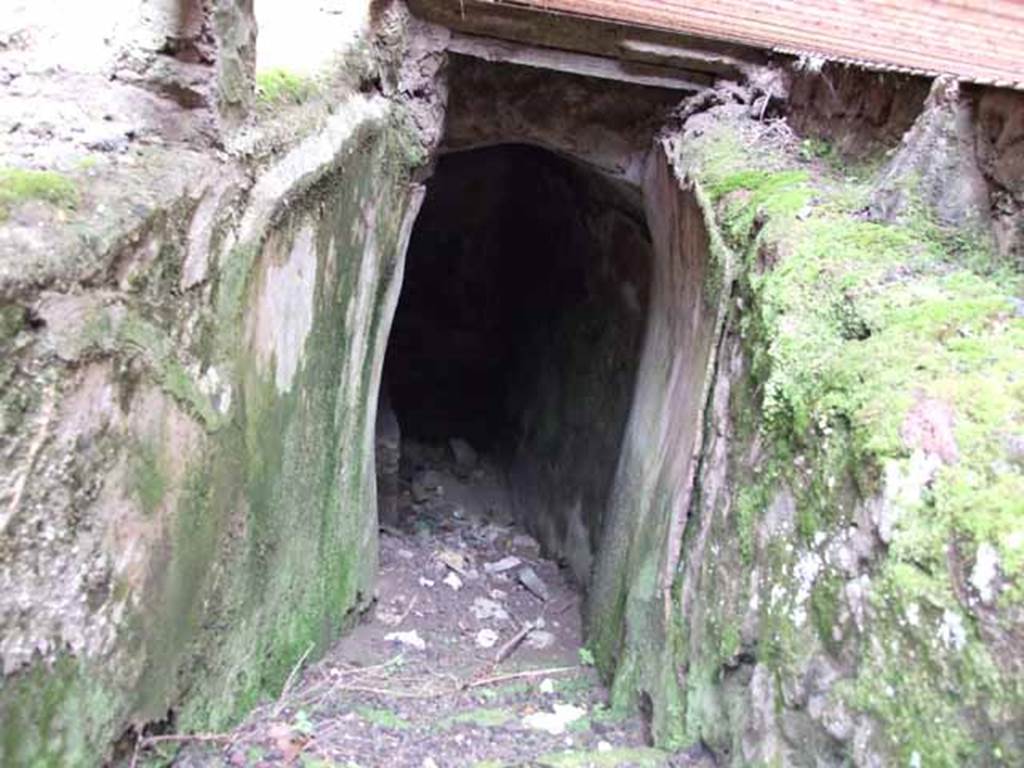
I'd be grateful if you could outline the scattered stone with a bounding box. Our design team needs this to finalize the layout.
[437,549,469,574]
[448,437,478,473]
[484,555,522,574]
[518,566,550,601]
[539,678,555,694]
[384,630,426,651]
[376,603,406,627]
[490,588,508,600]
[511,533,541,556]
[470,597,510,622]
[412,469,443,502]
[419,576,435,588]
[597,740,613,753]
[443,572,463,591]
[397,548,415,560]
[526,630,555,650]
[423,758,439,768]
[475,628,499,649]
[523,703,587,735]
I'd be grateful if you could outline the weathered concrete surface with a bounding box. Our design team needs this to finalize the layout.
[586,138,733,745]
[0,4,440,762]
[443,55,681,183]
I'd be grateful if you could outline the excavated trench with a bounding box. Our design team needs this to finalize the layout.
[378,143,654,584]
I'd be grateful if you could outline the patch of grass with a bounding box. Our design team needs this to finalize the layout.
[439,707,514,729]
[256,69,318,106]
[353,706,410,731]
[0,167,78,220]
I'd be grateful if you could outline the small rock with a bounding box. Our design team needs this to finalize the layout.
[423,758,439,768]
[470,597,510,622]
[437,549,469,574]
[412,470,443,503]
[476,628,499,649]
[397,548,415,560]
[484,556,522,574]
[443,572,463,591]
[523,703,587,735]
[525,630,555,650]
[449,437,478,472]
[1011,297,1024,319]
[384,630,426,651]
[518,566,550,601]
[511,533,541,556]
[418,577,435,588]
[489,588,508,600]
[597,740,613,753]
[539,678,555,694]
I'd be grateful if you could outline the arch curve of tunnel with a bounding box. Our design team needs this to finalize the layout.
[377,142,654,585]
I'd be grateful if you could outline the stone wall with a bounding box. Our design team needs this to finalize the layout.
[599,93,1024,766]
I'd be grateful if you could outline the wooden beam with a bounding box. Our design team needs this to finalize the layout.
[447,33,712,91]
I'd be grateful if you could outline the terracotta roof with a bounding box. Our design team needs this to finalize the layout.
[481,0,1024,89]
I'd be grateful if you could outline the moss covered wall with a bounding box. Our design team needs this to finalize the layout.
[595,97,1024,766]
[0,96,426,765]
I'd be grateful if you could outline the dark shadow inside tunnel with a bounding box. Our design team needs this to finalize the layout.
[377,144,654,581]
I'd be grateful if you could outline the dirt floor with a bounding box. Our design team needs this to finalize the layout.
[151,442,713,768]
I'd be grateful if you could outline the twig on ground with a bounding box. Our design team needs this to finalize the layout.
[493,622,534,665]
[273,642,316,716]
[301,653,407,708]
[330,683,441,698]
[465,665,581,690]
[131,729,235,766]
[142,733,234,745]
[396,595,418,625]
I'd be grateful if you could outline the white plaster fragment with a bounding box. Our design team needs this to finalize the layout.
[937,609,966,652]
[970,543,999,604]
[250,222,318,393]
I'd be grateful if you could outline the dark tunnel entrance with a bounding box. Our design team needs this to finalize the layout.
[377,144,654,582]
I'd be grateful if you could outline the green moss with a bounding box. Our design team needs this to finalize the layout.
[684,119,1024,763]
[0,303,26,342]
[256,69,318,106]
[439,707,514,729]
[847,566,1021,767]
[354,706,411,730]
[0,167,78,220]
[0,655,122,768]
[734,485,764,563]
[809,571,843,654]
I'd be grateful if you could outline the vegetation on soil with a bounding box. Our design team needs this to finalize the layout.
[0,167,78,220]
[256,69,319,106]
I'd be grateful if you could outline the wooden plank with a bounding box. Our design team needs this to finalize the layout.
[486,0,1024,88]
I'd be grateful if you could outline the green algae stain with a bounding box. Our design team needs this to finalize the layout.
[0,655,121,768]
[131,441,168,516]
